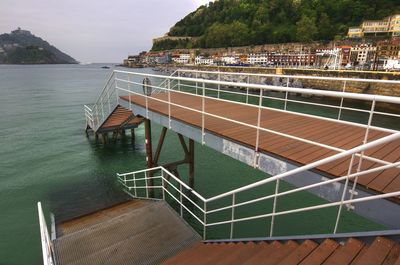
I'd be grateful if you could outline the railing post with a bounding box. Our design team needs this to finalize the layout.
[107,87,111,113]
[128,75,132,110]
[334,154,355,233]
[145,79,149,119]
[177,71,181,91]
[201,82,206,145]
[95,105,100,129]
[284,78,289,110]
[246,75,250,104]
[338,80,346,120]
[161,170,165,200]
[348,99,376,207]
[168,79,171,129]
[230,193,236,239]
[133,173,137,197]
[180,183,183,217]
[269,178,280,237]
[115,79,119,104]
[195,73,198,94]
[217,73,221,99]
[203,201,207,240]
[254,88,263,168]
[145,172,149,198]
[101,96,105,121]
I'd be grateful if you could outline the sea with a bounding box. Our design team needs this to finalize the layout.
[0,64,390,265]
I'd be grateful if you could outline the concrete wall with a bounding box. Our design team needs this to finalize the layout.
[177,65,400,98]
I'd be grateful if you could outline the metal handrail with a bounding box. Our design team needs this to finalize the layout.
[118,131,400,240]
[115,78,398,168]
[37,202,56,265]
[177,68,400,84]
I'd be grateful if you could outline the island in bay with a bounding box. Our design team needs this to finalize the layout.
[0,28,77,64]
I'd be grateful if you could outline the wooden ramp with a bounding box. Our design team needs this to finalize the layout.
[120,92,400,197]
[87,105,144,133]
[161,236,400,265]
[53,200,201,265]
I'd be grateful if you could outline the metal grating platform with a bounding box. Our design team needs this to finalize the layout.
[53,200,201,265]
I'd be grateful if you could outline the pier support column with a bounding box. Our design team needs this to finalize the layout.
[144,119,154,197]
[131,128,135,144]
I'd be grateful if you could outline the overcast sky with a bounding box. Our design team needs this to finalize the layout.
[0,0,212,63]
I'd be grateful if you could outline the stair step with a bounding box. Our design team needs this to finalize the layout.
[278,239,319,264]
[323,238,365,265]
[54,201,200,265]
[212,242,270,265]
[299,239,339,265]
[353,236,396,265]
[382,244,400,265]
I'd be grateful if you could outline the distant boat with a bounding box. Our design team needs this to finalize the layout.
[101,66,110,69]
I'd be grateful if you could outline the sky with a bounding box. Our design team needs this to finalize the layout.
[0,0,213,63]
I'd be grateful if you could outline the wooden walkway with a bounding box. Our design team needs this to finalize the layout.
[120,92,400,197]
[162,236,400,265]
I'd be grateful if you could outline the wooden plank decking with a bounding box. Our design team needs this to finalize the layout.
[92,105,144,132]
[120,92,400,197]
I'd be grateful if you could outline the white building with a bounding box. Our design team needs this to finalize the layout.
[172,54,190,64]
[247,53,269,65]
[221,56,239,65]
[350,44,376,66]
[195,56,214,65]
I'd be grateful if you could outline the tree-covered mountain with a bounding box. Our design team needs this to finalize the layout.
[0,28,78,64]
[151,0,400,51]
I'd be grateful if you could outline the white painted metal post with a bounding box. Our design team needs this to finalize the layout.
[230,193,236,239]
[107,88,111,113]
[254,88,263,167]
[203,201,207,240]
[217,73,221,99]
[178,71,181,91]
[348,99,376,206]
[269,178,280,237]
[168,79,172,129]
[201,82,206,145]
[145,172,149,198]
[128,75,132,110]
[338,80,347,120]
[284,78,289,110]
[180,183,183,217]
[334,154,355,233]
[145,79,149,119]
[161,171,165,200]
[195,73,198,94]
[246,75,250,104]
[115,79,119,104]
[133,173,137,197]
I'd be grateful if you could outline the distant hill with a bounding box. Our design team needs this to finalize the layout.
[0,28,78,64]
[152,0,400,51]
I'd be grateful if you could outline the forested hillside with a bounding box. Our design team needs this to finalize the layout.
[151,0,400,51]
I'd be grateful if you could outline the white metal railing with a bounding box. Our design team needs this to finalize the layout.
[84,70,179,132]
[117,132,400,240]
[37,202,56,265]
[112,70,400,170]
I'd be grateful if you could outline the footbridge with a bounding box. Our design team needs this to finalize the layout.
[36,69,400,265]
[83,69,400,230]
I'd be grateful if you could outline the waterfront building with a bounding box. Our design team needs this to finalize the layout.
[145,52,170,64]
[172,53,190,64]
[194,56,214,65]
[350,44,376,69]
[348,14,400,38]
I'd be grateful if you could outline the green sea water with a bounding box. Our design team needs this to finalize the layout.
[0,64,390,265]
